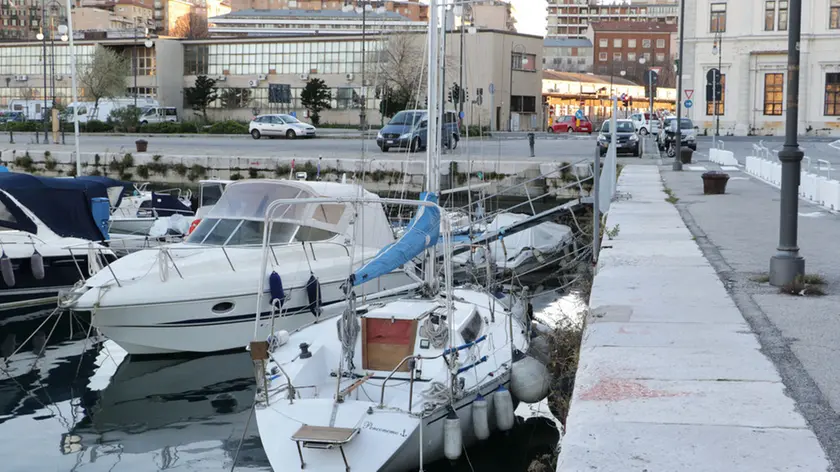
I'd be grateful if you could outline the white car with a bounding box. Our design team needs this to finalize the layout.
[629,112,660,135]
[249,114,317,139]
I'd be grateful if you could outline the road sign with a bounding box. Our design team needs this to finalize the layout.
[643,70,659,85]
[459,111,465,119]
[685,89,694,99]
[575,109,584,119]
[707,68,721,84]
[684,99,693,109]
[489,83,495,95]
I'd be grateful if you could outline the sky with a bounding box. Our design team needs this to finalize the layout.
[511,0,548,37]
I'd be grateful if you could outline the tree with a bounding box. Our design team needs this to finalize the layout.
[171,12,208,39]
[184,75,218,121]
[220,88,251,109]
[377,85,411,118]
[300,78,332,125]
[77,45,130,119]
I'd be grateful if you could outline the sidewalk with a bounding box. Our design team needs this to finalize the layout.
[662,159,840,468]
[557,165,831,471]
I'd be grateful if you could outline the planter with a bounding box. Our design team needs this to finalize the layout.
[680,147,694,164]
[702,171,730,195]
[135,139,148,152]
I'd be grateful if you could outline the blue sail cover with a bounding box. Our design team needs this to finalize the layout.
[0,173,113,241]
[350,192,440,286]
[75,176,132,209]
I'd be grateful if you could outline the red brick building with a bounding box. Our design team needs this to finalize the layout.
[588,21,678,87]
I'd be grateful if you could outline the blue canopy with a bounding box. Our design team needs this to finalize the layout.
[75,176,132,209]
[349,192,440,286]
[138,192,194,217]
[0,173,113,241]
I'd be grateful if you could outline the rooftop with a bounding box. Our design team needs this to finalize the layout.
[211,8,412,20]
[590,21,678,33]
[543,69,638,87]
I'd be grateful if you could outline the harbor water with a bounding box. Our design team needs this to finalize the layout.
[0,287,573,472]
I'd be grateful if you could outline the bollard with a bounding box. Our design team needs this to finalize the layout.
[8,130,13,144]
[528,132,535,157]
[35,131,39,144]
[61,127,66,145]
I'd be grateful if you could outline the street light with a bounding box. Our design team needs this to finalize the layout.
[509,42,526,131]
[64,0,82,176]
[711,33,722,138]
[769,0,805,286]
[133,18,152,110]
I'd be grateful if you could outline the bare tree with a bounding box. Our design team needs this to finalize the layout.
[369,33,456,110]
[21,87,37,101]
[171,12,209,39]
[77,45,130,119]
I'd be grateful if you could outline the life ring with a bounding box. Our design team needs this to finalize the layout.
[187,218,201,235]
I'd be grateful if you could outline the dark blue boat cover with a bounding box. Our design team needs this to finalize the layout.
[75,176,132,208]
[0,173,113,241]
[138,192,194,217]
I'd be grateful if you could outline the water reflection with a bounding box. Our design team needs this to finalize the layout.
[0,284,570,471]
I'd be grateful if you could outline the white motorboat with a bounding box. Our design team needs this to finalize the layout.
[109,183,194,237]
[64,179,422,355]
[0,173,116,320]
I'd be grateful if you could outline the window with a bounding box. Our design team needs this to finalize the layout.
[764,73,784,115]
[511,95,537,113]
[599,38,607,47]
[642,39,651,48]
[628,52,637,62]
[613,52,622,61]
[706,73,726,115]
[778,1,788,30]
[765,1,776,30]
[599,52,608,61]
[831,0,840,28]
[656,53,665,62]
[336,87,360,109]
[512,53,537,71]
[656,39,665,48]
[825,73,840,116]
[628,39,637,48]
[711,3,727,32]
[643,52,651,63]
[613,38,622,48]
[184,45,209,75]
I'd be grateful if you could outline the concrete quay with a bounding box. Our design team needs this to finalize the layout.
[557,165,831,471]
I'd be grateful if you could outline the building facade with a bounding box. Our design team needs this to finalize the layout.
[207,8,427,36]
[683,0,840,136]
[0,29,543,129]
[469,1,516,31]
[227,0,428,22]
[0,0,68,40]
[542,37,592,73]
[588,21,677,86]
[545,0,678,40]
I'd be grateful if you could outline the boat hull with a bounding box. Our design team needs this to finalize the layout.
[81,270,416,355]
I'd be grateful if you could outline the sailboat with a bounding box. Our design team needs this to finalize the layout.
[251,4,549,470]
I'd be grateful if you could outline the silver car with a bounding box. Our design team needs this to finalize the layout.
[249,114,317,139]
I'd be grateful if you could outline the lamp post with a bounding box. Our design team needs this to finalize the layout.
[64,0,82,176]
[769,0,805,286]
[508,42,526,131]
[359,3,367,131]
[673,0,686,171]
[711,32,722,138]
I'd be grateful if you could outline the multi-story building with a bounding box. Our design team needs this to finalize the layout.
[0,29,543,129]
[0,0,68,40]
[73,1,154,31]
[469,0,516,31]
[588,21,677,86]
[542,37,592,73]
[228,0,428,22]
[545,0,678,39]
[208,8,427,36]
[683,0,840,136]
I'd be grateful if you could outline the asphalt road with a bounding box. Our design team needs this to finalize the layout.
[3,132,598,163]
[5,132,839,165]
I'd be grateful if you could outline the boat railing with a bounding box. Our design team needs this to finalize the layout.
[62,237,354,287]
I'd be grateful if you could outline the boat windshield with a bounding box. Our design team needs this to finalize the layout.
[186,181,345,246]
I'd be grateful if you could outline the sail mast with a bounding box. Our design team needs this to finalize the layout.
[424,0,440,286]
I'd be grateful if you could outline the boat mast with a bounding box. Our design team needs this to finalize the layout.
[424,0,440,286]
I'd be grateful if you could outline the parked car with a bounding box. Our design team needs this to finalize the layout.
[548,115,593,134]
[249,114,317,139]
[376,109,460,152]
[657,117,697,151]
[596,119,640,157]
[0,111,26,124]
[139,106,179,125]
[630,112,660,135]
